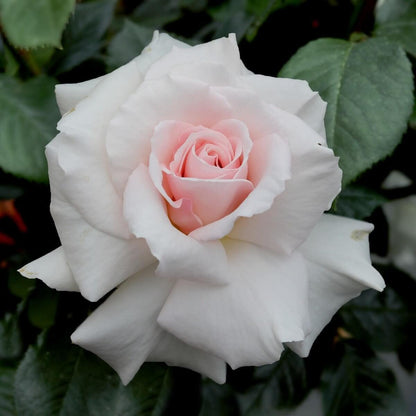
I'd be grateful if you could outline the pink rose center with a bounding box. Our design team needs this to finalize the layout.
[149,119,254,234]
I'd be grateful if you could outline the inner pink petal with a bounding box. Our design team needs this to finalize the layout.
[166,173,254,230]
[149,118,256,235]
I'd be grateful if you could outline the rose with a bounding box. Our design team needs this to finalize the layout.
[19,32,384,384]
[382,171,416,279]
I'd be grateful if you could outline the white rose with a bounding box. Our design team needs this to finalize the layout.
[383,171,416,279]
[19,33,384,384]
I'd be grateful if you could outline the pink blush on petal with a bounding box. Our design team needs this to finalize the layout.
[149,118,254,234]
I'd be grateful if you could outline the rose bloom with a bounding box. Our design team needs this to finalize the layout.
[19,33,384,384]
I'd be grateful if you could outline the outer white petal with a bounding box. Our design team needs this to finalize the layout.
[71,264,226,385]
[238,75,327,139]
[52,61,142,239]
[56,77,104,116]
[47,140,155,302]
[145,34,248,81]
[123,165,228,284]
[55,31,187,116]
[287,214,385,356]
[158,239,310,369]
[18,247,78,292]
[225,85,341,254]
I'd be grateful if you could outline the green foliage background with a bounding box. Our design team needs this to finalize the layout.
[0,0,415,415]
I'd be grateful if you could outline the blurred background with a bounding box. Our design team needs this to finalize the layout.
[1,0,415,415]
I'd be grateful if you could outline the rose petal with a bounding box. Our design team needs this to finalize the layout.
[18,247,78,292]
[158,239,309,368]
[47,141,155,302]
[166,174,253,228]
[287,214,385,356]
[55,31,188,116]
[71,264,226,384]
[238,75,327,139]
[54,61,142,239]
[123,165,228,284]
[222,87,341,253]
[190,133,291,240]
[299,214,385,290]
[106,76,233,193]
[55,77,104,116]
[145,34,248,81]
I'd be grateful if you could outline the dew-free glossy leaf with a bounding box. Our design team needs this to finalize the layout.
[0,312,23,362]
[0,75,59,182]
[334,185,386,219]
[340,287,414,351]
[0,366,16,416]
[52,0,117,74]
[238,351,309,415]
[106,20,154,71]
[0,0,75,49]
[14,331,173,416]
[280,38,413,185]
[322,343,407,416]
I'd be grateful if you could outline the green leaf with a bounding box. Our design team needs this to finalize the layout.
[280,38,414,185]
[199,380,239,416]
[207,0,254,41]
[0,185,24,200]
[340,287,415,351]
[0,311,23,362]
[375,0,412,23]
[27,288,58,329]
[410,100,416,130]
[14,330,173,416]
[52,0,117,74]
[0,366,17,416]
[0,75,59,182]
[374,0,416,57]
[321,343,407,416]
[245,0,304,41]
[334,185,386,219]
[0,0,75,49]
[238,350,310,415]
[3,44,19,76]
[8,270,35,300]
[106,19,154,71]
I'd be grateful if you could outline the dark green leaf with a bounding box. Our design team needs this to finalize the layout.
[375,0,412,24]
[374,0,416,57]
[321,343,407,416]
[199,380,239,416]
[238,350,310,415]
[0,311,23,362]
[8,270,35,300]
[0,75,59,182]
[0,185,24,200]
[14,330,173,416]
[245,0,304,41]
[27,288,58,329]
[52,0,117,74]
[0,0,75,49]
[3,43,19,76]
[133,0,183,27]
[0,366,16,416]
[207,0,254,41]
[334,185,386,219]
[280,38,414,185]
[106,19,154,71]
[340,287,415,351]
[409,100,416,130]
